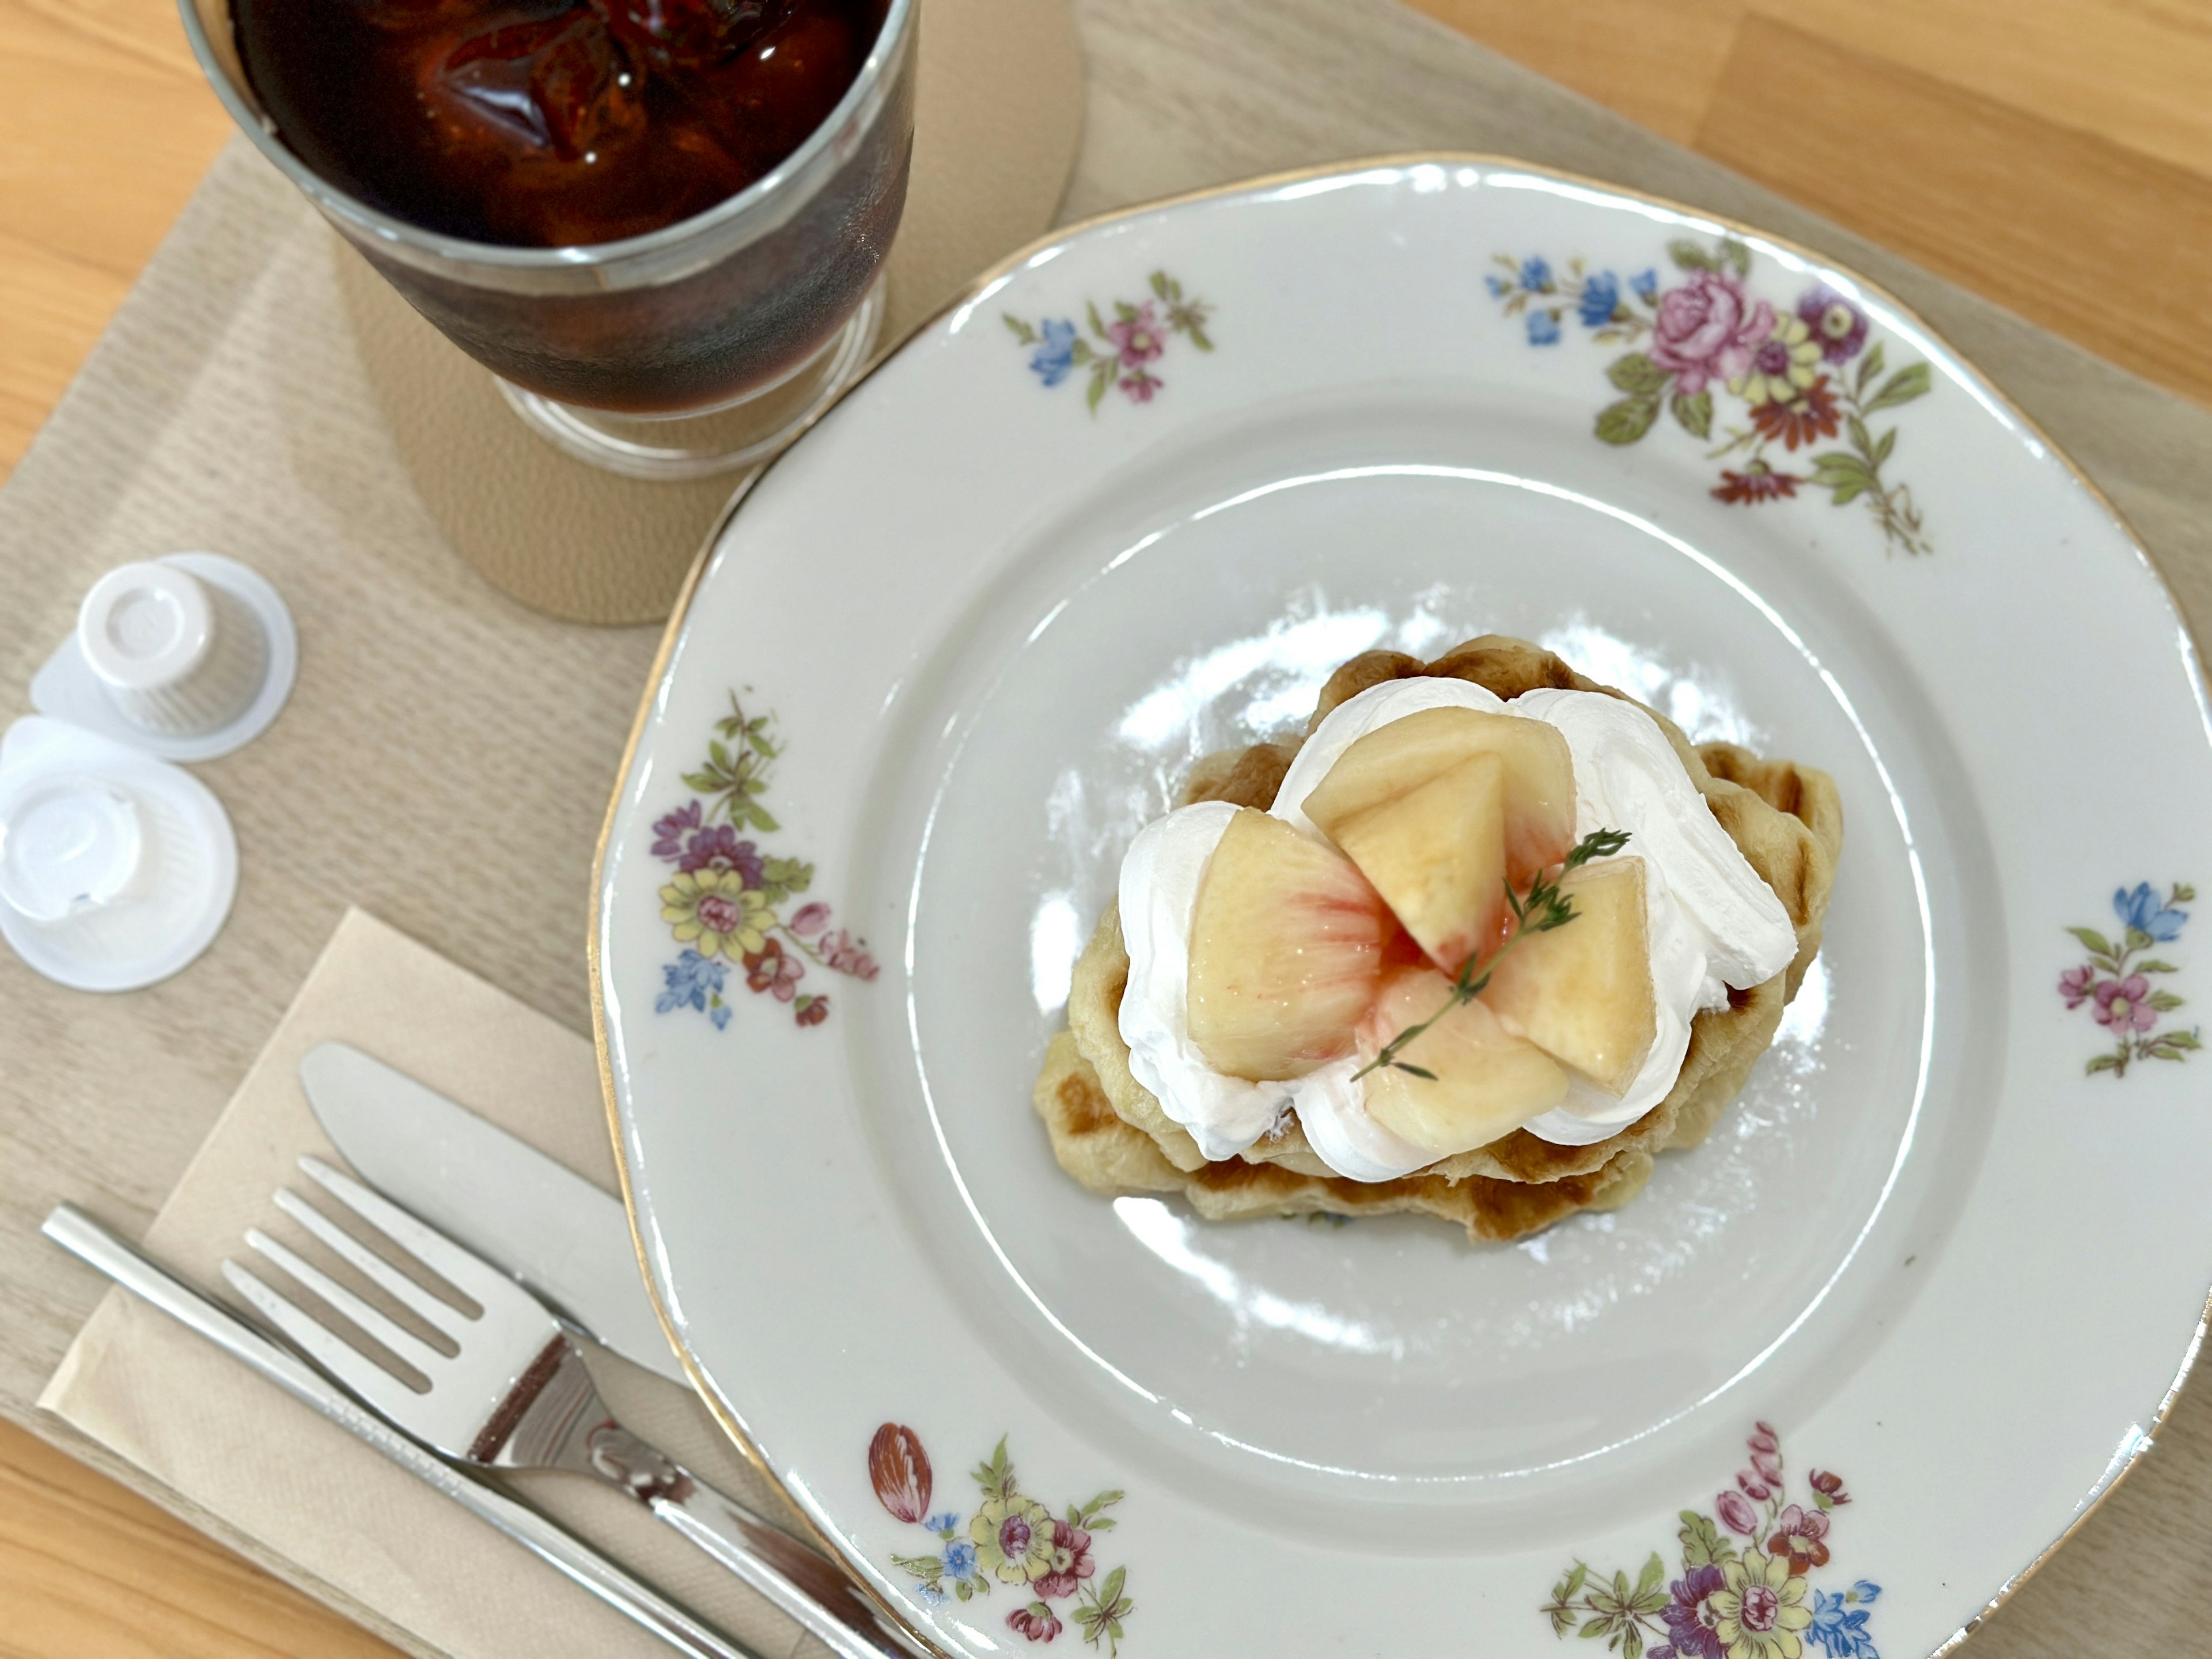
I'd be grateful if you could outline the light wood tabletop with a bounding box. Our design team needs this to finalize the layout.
[2,1,2209,1653]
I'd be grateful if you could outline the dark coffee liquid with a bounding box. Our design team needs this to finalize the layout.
[234,0,884,246]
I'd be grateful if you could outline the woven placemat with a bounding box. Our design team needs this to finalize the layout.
[7,0,2212,1653]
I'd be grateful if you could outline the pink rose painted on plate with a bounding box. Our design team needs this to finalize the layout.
[1647,269,1772,395]
[1488,237,1935,554]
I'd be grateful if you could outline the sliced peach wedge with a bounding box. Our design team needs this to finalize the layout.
[1319,751,1510,974]
[1355,965,1569,1156]
[1186,808,1400,1081]
[1480,855,1658,1097]
[1304,707,1576,972]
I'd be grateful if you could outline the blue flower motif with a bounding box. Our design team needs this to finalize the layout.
[2116,882,2188,941]
[1486,273,1510,298]
[657,949,727,1018]
[942,1539,979,1579]
[1577,271,1621,327]
[1029,317,1078,387]
[923,1511,963,1536]
[1808,1586,1883,1658]
[1527,310,1561,346]
[913,1579,948,1607]
[1520,256,1553,291]
[1630,267,1660,301]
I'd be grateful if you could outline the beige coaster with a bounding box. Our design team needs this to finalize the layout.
[340,0,1085,627]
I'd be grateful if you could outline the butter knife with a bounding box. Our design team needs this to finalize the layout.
[297,1041,686,1385]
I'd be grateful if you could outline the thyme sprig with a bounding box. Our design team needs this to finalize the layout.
[1352,828,1631,1082]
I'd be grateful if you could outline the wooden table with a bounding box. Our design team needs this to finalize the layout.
[2,1,2207,1652]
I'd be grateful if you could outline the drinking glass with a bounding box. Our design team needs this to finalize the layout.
[179,0,916,479]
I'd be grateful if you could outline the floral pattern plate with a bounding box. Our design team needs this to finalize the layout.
[593,158,2212,1659]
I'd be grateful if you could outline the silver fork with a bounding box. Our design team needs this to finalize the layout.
[223,1156,919,1659]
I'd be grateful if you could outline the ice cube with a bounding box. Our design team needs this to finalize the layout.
[668,0,855,172]
[594,0,788,71]
[426,7,645,161]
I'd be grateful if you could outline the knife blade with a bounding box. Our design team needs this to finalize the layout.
[299,1040,688,1385]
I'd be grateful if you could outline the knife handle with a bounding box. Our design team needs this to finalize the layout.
[561,1415,926,1659]
[42,1204,766,1659]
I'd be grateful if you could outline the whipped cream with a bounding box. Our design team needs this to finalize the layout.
[1118,677,1800,1177]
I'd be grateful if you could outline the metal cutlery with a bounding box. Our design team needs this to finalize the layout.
[224,1156,918,1659]
[41,1202,762,1659]
[297,1041,686,1385]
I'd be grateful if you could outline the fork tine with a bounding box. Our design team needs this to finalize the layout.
[223,1259,431,1422]
[244,1226,450,1378]
[274,1187,469,1340]
[298,1156,514,1308]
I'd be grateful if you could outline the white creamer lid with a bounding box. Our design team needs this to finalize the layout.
[0,717,238,992]
[31,553,297,762]
[77,560,217,693]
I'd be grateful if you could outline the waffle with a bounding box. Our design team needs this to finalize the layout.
[1031,635,1843,1242]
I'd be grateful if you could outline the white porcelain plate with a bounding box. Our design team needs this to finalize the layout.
[594,158,2212,1659]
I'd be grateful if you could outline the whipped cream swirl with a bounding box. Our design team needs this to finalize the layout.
[1118,677,1799,1179]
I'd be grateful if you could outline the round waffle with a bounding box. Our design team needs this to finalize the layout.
[1031,635,1843,1241]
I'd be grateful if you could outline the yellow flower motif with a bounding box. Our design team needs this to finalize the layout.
[1711,1550,1812,1659]
[971,1493,1056,1585]
[660,869,771,959]
[1730,314,1823,408]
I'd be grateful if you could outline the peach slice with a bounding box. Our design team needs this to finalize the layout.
[1479,857,1657,1097]
[1355,965,1569,1156]
[1186,808,1396,1081]
[1319,751,1511,973]
[1303,706,1576,881]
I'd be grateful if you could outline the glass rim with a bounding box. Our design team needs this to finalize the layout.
[178,0,916,272]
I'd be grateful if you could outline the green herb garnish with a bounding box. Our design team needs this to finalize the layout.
[1352,827,1631,1081]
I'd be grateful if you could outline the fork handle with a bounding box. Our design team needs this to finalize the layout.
[576,1418,925,1659]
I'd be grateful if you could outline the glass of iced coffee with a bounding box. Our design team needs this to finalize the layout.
[181,0,915,478]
